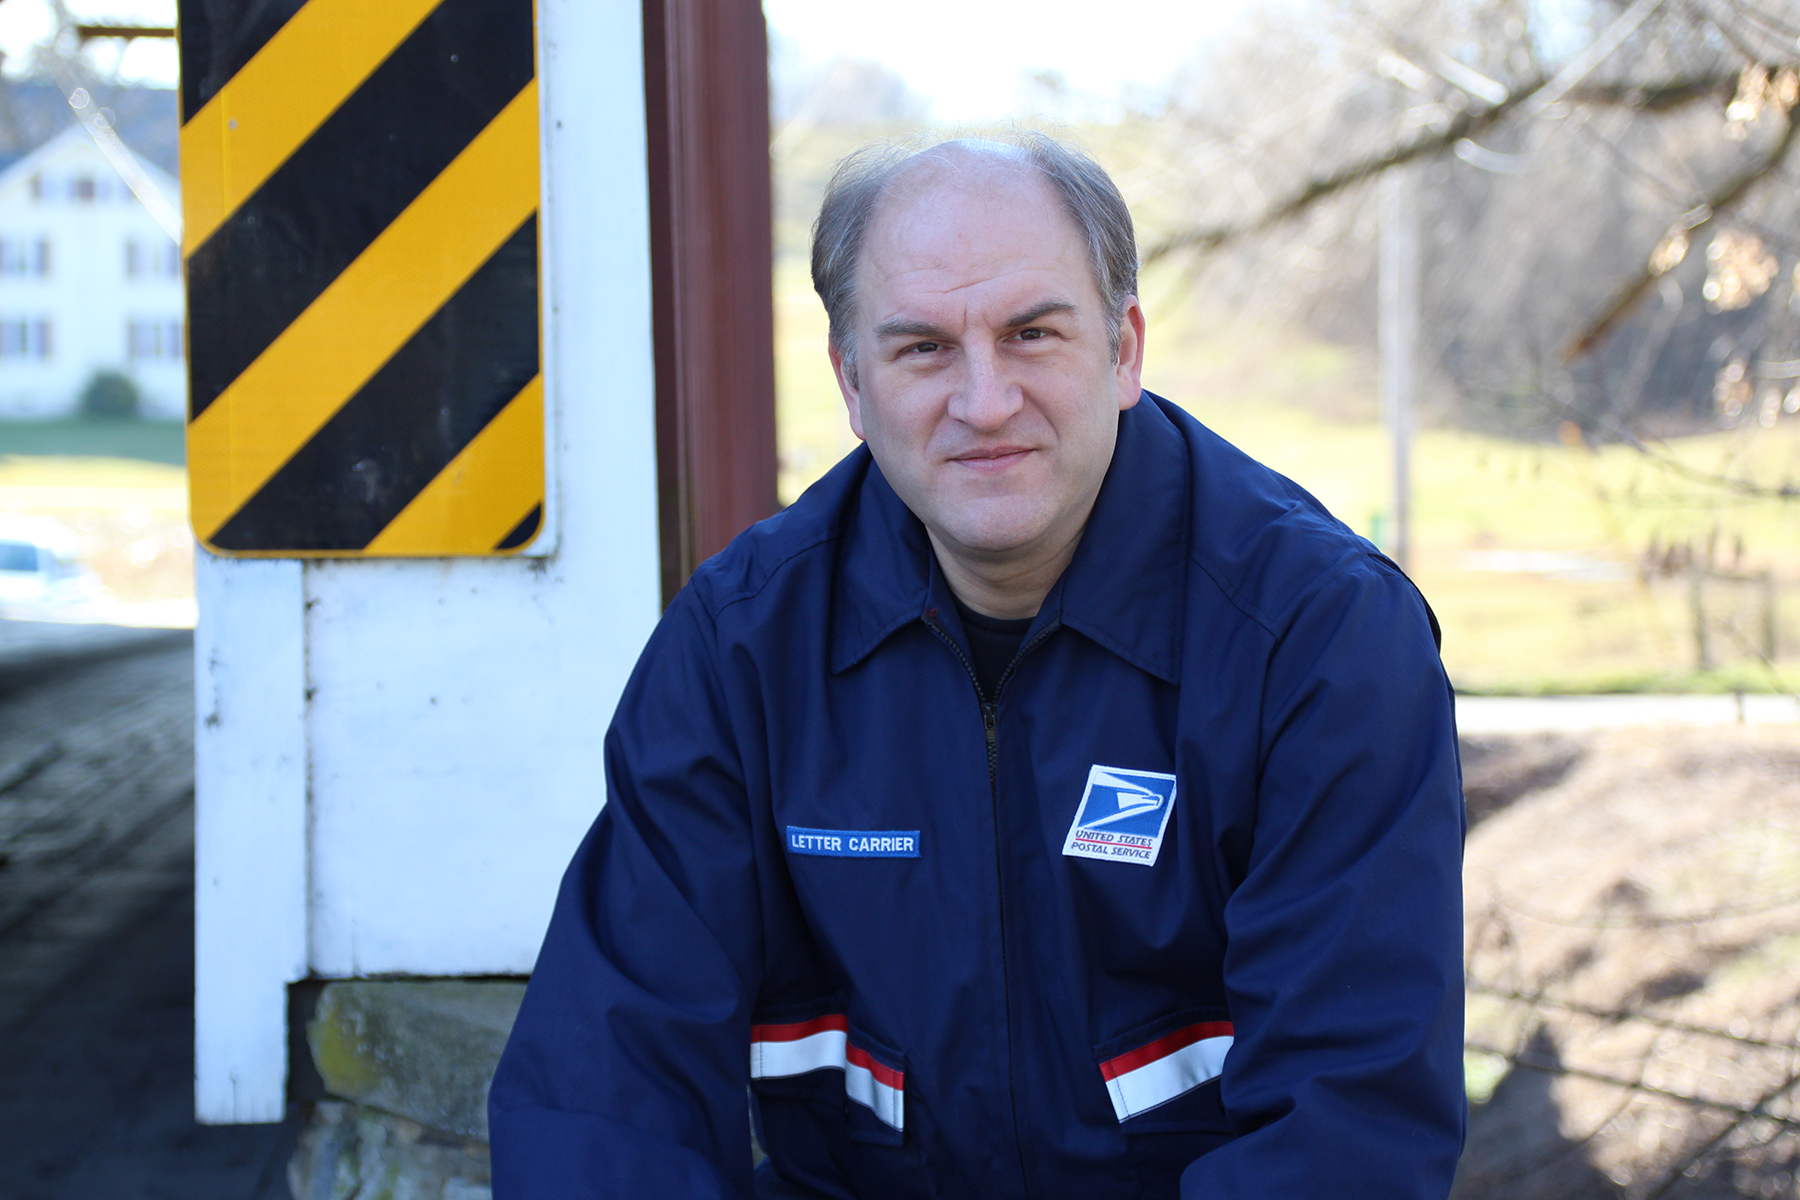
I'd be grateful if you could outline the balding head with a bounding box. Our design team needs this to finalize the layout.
[812,134,1138,386]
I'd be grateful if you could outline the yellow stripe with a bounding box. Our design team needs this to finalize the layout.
[364,376,544,555]
[180,0,444,256]
[188,80,540,541]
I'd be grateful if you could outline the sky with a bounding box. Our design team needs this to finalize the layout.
[0,0,177,83]
[762,0,1256,122]
[0,0,1251,121]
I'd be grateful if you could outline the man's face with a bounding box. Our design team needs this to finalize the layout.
[830,156,1145,567]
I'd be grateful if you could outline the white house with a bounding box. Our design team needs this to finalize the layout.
[0,125,184,419]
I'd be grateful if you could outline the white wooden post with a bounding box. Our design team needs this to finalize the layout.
[193,556,308,1123]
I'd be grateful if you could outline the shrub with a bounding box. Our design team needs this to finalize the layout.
[78,370,141,421]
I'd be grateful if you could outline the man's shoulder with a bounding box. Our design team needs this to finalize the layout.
[682,445,872,620]
[1147,395,1399,635]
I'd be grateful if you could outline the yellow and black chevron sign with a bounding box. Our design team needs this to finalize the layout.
[178,0,544,556]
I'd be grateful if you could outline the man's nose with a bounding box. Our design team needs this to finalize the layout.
[948,344,1022,431]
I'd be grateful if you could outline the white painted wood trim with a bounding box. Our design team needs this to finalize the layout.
[539,0,657,572]
[193,553,308,1124]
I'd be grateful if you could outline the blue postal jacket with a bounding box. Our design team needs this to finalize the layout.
[490,393,1466,1199]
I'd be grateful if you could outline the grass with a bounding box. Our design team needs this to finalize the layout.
[776,257,861,503]
[0,419,185,465]
[1463,1048,1509,1106]
[1147,330,1800,693]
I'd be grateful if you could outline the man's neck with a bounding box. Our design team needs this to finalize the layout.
[927,522,1087,621]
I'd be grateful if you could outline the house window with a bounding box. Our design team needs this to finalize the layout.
[28,174,42,202]
[73,176,96,202]
[0,240,52,278]
[124,239,181,279]
[126,318,182,362]
[0,318,52,360]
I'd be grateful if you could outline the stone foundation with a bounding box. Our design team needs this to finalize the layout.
[291,980,526,1200]
[289,1102,493,1200]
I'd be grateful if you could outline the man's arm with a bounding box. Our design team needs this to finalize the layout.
[1185,559,1466,1198]
[489,592,763,1200]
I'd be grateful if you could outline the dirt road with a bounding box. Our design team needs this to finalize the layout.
[0,630,297,1199]
[1458,728,1800,1199]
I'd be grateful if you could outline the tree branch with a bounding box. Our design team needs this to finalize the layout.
[1141,74,1735,268]
[1143,87,1542,266]
[1562,73,1736,111]
[1562,109,1800,361]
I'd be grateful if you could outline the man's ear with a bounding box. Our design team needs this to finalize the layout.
[829,339,868,441]
[1114,296,1146,410]
[1116,298,1144,413]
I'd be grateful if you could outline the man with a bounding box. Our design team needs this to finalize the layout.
[491,134,1465,1199]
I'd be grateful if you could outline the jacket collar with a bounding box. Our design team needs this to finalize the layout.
[830,393,1188,684]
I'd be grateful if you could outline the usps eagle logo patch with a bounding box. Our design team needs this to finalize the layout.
[1062,765,1178,867]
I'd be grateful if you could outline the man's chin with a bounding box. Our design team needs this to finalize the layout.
[933,512,1056,561]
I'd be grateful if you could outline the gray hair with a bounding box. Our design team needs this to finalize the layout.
[811,133,1139,385]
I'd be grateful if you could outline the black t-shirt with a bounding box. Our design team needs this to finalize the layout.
[952,596,1033,701]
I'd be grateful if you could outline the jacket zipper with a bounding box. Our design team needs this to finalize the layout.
[982,703,998,784]
[924,611,1058,1199]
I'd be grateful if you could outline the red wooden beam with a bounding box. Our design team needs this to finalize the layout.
[643,0,780,604]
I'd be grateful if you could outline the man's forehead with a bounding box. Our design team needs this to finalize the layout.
[859,152,1085,298]
[883,141,1034,194]
[873,146,1060,234]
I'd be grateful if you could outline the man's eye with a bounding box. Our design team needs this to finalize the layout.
[910,342,940,354]
[1017,328,1046,341]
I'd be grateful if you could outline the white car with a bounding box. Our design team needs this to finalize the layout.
[0,519,97,611]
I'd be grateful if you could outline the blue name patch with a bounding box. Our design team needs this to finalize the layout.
[786,827,920,858]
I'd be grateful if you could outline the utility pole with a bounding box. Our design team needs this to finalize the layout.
[1379,162,1419,574]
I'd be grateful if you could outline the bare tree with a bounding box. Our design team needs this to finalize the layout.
[1139,0,1800,471]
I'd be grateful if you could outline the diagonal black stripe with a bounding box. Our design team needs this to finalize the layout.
[184,0,534,420]
[177,0,308,124]
[496,503,542,551]
[209,216,538,553]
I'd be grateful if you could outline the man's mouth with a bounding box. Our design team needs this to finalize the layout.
[949,446,1033,473]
